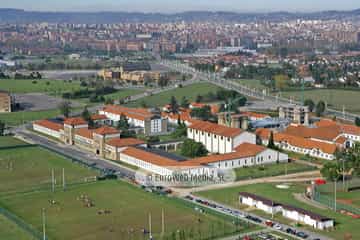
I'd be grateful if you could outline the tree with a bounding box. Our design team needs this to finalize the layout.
[58,101,72,118]
[0,120,5,136]
[195,95,203,103]
[180,96,190,109]
[190,106,213,121]
[321,162,341,181]
[355,117,360,127]
[181,139,208,158]
[304,99,315,112]
[169,96,179,114]
[274,74,289,90]
[81,107,94,127]
[267,131,276,149]
[172,122,187,138]
[315,101,326,117]
[147,136,160,145]
[117,114,130,131]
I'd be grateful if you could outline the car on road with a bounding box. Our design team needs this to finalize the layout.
[286,228,297,235]
[273,224,282,230]
[296,232,308,239]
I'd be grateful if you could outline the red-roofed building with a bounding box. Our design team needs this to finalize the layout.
[187,120,256,153]
[33,120,64,139]
[99,105,167,136]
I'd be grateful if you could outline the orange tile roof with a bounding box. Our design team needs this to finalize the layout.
[162,109,194,123]
[284,125,341,142]
[189,143,266,165]
[341,124,360,136]
[34,119,63,132]
[189,120,243,138]
[210,105,220,114]
[122,147,181,167]
[93,126,120,135]
[75,128,94,139]
[90,114,107,121]
[106,138,145,148]
[101,105,154,121]
[315,119,338,128]
[335,136,347,145]
[255,128,272,140]
[190,102,206,108]
[274,133,337,155]
[64,117,87,126]
[241,111,270,120]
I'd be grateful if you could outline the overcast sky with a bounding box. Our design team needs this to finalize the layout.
[1,0,360,13]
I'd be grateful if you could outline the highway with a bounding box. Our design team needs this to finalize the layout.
[160,60,360,122]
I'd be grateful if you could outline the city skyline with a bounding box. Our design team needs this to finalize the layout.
[1,0,360,13]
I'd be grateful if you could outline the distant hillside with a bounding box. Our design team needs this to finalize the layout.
[0,8,359,23]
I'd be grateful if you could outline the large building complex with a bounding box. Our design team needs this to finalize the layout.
[256,118,360,160]
[187,120,256,154]
[33,105,288,177]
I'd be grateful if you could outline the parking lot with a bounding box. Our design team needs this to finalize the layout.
[185,195,329,240]
[13,93,81,111]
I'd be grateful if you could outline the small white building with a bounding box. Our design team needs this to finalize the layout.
[187,120,256,154]
[239,192,282,215]
[239,192,334,230]
[282,205,334,230]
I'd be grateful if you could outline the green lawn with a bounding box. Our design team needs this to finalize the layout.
[0,214,35,240]
[0,79,84,94]
[126,83,222,107]
[79,88,144,106]
[0,136,258,240]
[236,79,267,90]
[0,109,60,126]
[234,162,316,181]
[0,137,98,195]
[196,183,360,240]
[0,181,255,240]
[279,89,360,114]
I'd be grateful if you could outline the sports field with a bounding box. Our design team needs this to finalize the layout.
[196,183,360,240]
[0,137,257,239]
[0,214,35,240]
[0,181,255,240]
[280,89,360,114]
[0,79,84,94]
[0,137,97,194]
[126,83,222,107]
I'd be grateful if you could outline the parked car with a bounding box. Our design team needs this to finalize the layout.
[296,232,308,239]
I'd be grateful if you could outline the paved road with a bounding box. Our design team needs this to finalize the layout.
[187,194,333,240]
[160,60,360,122]
[14,126,136,180]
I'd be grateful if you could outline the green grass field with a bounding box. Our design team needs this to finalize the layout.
[0,79,84,94]
[279,89,360,114]
[234,162,316,181]
[196,183,360,239]
[0,136,257,239]
[0,180,256,240]
[0,109,61,126]
[126,83,222,107]
[0,214,35,240]
[0,137,98,195]
[236,79,267,90]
